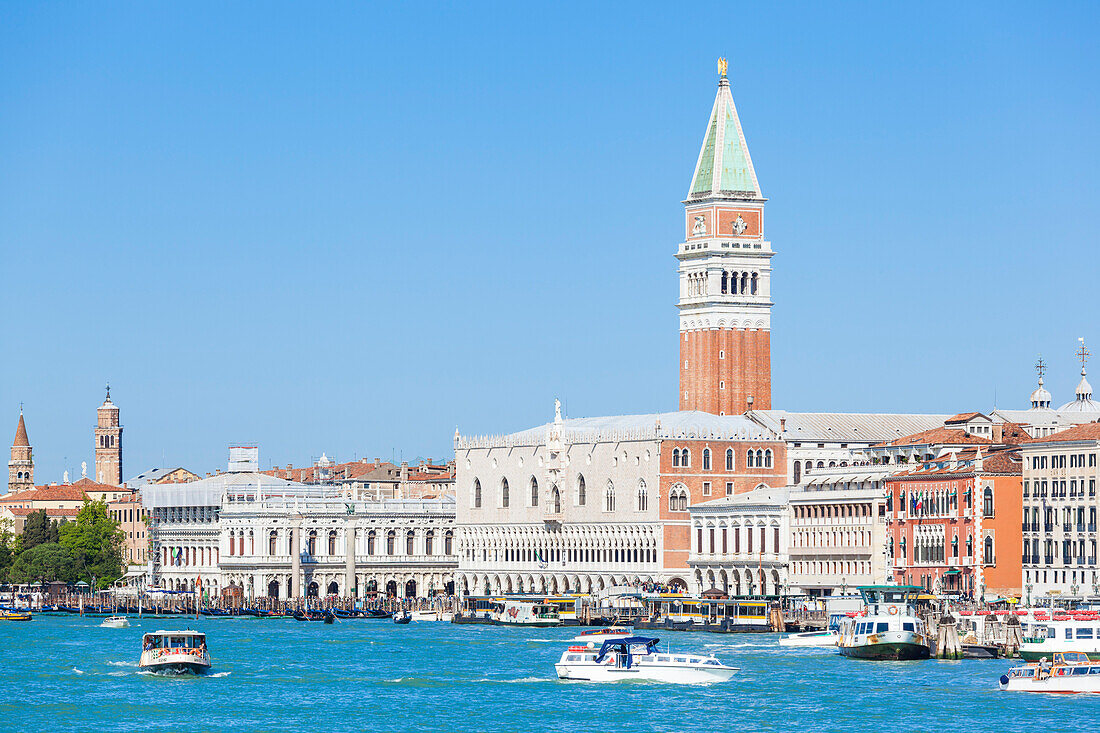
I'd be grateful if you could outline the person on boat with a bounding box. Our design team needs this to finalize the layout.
[1038,657,1051,680]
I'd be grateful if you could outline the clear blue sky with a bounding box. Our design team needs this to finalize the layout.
[2,2,1098,482]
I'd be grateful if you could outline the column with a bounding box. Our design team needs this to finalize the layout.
[290,523,301,599]
[345,521,357,598]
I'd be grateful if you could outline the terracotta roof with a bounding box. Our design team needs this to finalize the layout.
[999,422,1031,445]
[1024,421,1100,445]
[945,412,988,424]
[68,477,128,493]
[875,427,993,448]
[406,472,453,483]
[12,413,29,448]
[4,507,79,517]
[889,448,1021,478]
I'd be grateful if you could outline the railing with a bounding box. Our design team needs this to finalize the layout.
[1044,555,1055,564]
[1090,524,1097,533]
[1078,524,1086,533]
[1064,523,1073,532]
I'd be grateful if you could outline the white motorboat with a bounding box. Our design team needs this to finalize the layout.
[139,630,211,674]
[410,610,454,622]
[779,630,837,648]
[1000,652,1100,693]
[569,627,634,645]
[837,586,930,661]
[555,636,738,683]
[101,616,130,629]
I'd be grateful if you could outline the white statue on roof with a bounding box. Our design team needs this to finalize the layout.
[81,461,87,478]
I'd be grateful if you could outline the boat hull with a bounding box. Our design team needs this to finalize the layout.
[141,661,211,675]
[1000,675,1100,693]
[555,662,737,683]
[839,641,930,660]
[779,631,837,648]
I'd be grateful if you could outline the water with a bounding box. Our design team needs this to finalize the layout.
[3,616,1099,731]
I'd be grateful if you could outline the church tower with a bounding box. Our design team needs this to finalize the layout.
[8,409,34,494]
[95,385,123,485]
[678,60,773,415]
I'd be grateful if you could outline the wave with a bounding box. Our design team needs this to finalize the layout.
[108,660,138,667]
[471,676,553,684]
[208,671,231,678]
[71,668,84,675]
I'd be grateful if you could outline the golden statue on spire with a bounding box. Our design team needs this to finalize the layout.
[717,57,728,78]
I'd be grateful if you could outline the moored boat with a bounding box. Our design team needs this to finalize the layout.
[569,627,634,644]
[139,630,211,674]
[779,630,838,648]
[1000,652,1100,693]
[555,636,738,683]
[837,586,930,661]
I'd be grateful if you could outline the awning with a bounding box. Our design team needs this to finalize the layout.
[943,569,961,576]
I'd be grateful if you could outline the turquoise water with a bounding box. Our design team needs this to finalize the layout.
[4,616,1100,731]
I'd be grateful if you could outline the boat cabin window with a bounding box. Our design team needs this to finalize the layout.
[902,622,914,632]
[1090,667,1100,675]
[1066,628,1073,640]
[656,656,670,662]
[1073,667,1090,675]
[1048,628,1056,639]
[876,623,888,633]
[1077,628,1094,639]
[674,657,688,663]
[566,655,582,662]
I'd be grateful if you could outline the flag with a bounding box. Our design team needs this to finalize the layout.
[535,550,548,569]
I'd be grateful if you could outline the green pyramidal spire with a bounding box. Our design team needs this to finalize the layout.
[687,74,761,200]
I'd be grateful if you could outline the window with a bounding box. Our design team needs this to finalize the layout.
[672,449,681,467]
[530,477,539,507]
[577,474,586,506]
[702,449,712,470]
[702,482,711,497]
[386,530,395,555]
[501,478,510,508]
[551,485,561,513]
[473,479,482,508]
[984,535,994,564]
[637,480,648,511]
[682,449,691,467]
[328,530,337,556]
[726,482,734,496]
[669,486,688,512]
[747,450,755,468]
[725,449,734,471]
[406,530,415,555]
[764,449,773,468]
[983,487,994,518]
[444,530,453,556]
[307,530,317,556]
[367,530,376,555]
[269,531,277,556]
[605,481,615,512]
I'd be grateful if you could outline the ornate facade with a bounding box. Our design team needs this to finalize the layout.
[688,486,789,596]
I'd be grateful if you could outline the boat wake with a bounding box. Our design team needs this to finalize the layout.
[472,676,553,684]
[208,671,231,678]
[108,660,138,667]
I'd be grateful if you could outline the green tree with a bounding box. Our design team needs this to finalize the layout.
[8,542,77,584]
[0,518,16,582]
[48,518,59,544]
[21,509,50,550]
[58,499,125,588]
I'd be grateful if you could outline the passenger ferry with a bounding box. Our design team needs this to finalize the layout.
[1017,611,1100,661]
[555,636,738,683]
[496,600,560,626]
[837,586,930,660]
[455,595,577,626]
[1000,652,1100,693]
[139,630,211,674]
[632,595,771,633]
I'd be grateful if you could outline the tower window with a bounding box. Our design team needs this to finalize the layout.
[720,381,725,390]
[719,350,725,359]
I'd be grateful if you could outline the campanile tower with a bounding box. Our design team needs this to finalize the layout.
[677,60,773,415]
[95,385,123,485]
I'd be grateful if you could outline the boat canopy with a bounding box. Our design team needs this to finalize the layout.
[594,637,660,669]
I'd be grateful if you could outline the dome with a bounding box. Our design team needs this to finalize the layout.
[1030,377,1052,410]
[1059,373,1100,412]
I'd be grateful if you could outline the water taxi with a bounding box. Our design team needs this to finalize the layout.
[139,630,211,674]
[0,611,32,621]
[1000,652,1100,693]
[555,636,738,683]
[101,616,130,628]
[569,627,634,644]
[837,586,930,660]
[779,629,838,647]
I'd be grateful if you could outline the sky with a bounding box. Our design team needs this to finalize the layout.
[1,2,1098,482]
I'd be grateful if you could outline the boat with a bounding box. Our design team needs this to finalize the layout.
[555,636,738,683]
[363,608,393,620]
[569,627,635,644]
[393,610,412,625]
[0,611,32,621]
[410,609,453,622]
[496,600,560,627]
[138,630,211,674]
[779,629,838,648]
[999,652,1100,693]
[101,616,130,628]
[1017,613,1100,661]
[837,585,930,661]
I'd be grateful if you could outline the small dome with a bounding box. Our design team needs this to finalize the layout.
[1030,377,1052,410]
[1059,373,1100,412]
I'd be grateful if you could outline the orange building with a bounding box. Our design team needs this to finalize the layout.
[886,447,1022,600]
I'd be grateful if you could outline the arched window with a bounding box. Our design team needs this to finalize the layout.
[367,530,376,555]
[672,449,681,467]
[637,480,648,511]
[473,479,482,508]
[793,461,802,484]
[406,530,415,555]
[501,478,510,508]
[605,481,615,512]
[725,448,734,471]
[228,534,235,556]
[425,530,434,555]
[757,450,765,467]
[751,272,758,294]
[327,530,337,556]
[307,530,317,556]
[984,535,994,563]
[576,474,586,506]
[747,451,755,468]
[551,485,561,513]
[444,530,453,556]
[268,530,277,556]
[764,449,773,468]
[386,529,396,555]
[702,448,711,470]
[530,477,539,507]
[682,449,691,467]
[741,272,748,293]
[983,487,994,517]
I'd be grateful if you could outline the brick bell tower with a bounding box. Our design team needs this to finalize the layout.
[95,384,123,485]
[678,59,773,415]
